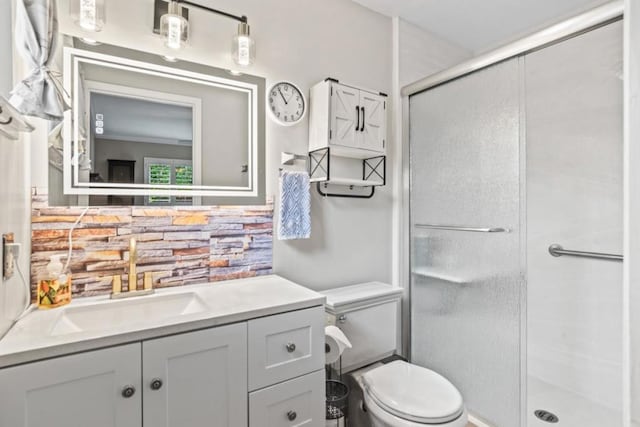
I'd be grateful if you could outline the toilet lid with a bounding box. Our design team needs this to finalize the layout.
[362,361,464,424]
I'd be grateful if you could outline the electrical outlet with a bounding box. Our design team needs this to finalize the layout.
[3,233,20,281]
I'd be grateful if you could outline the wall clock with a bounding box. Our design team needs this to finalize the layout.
[267,81,306,126]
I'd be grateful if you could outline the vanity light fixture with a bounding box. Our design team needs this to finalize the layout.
[232,22,255,67]
[156,0,254,67]
[160,1,189,49]
[70,0,105,32]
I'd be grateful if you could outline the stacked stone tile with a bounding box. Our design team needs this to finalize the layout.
[31,193,273,298]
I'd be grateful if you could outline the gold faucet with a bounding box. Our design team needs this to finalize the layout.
[111,237,154,299]
[128,237,137,292]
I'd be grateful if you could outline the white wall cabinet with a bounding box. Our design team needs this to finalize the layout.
[310,79,387,158]
[0,307,324,427]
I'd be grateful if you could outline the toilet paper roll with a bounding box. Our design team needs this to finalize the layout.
[325,325,352,365]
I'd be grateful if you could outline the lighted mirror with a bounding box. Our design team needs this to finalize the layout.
[53,40,265,206]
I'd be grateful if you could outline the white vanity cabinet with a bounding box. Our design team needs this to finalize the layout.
[0,343,142,427]
[0,307,325,427]
[309,79,387,158]
[142,323,248,427]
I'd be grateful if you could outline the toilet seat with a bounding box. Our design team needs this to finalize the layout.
[362,361,464,424]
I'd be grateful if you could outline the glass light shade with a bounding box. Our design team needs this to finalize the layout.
[232,23,255,67]
[70,0,106,32]
[160,2,189,50]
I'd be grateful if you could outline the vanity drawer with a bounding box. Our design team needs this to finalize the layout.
[249,369,325,427]
[248,306,324,390]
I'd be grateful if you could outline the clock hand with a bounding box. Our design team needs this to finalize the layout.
[278,87,288,105]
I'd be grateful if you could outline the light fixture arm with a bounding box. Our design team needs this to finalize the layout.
[174,0,248,23]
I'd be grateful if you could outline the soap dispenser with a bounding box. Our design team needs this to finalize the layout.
[37,254,72,309]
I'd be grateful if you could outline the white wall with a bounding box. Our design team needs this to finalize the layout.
[0,0,12,97]
[45,0,395,291]
[624,0,640,425]
[0,0,33,338]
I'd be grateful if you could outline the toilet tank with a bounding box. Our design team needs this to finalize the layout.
[321,282,403,372]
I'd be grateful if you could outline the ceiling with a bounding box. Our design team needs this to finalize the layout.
[352,0,611,52]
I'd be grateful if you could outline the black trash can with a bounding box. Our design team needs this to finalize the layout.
[326,379,350,427]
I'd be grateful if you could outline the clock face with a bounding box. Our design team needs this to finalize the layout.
[268,82,306,125]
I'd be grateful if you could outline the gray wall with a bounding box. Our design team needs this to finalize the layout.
[0,0,12,97]
[54,0,397,291]
[0,0,32,338]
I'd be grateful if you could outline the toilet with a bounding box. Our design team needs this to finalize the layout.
[321,283,468,427]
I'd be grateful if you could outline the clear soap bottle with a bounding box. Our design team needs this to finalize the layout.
[37,254,72,309]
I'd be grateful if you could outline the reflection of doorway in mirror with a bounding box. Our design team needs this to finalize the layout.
[107,159,136,205]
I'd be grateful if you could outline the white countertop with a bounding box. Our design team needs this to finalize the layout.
[0,275,324,369]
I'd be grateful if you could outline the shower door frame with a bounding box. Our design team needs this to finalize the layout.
[399,1,627,426]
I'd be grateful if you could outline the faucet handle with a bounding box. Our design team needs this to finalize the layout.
[112,275,122,295]
[143,272,154,291]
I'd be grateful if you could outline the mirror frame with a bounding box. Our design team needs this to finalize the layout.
[61,44,266,204]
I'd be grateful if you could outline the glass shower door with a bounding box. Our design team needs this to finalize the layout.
[525,21,623,427]
[409,58,523,427]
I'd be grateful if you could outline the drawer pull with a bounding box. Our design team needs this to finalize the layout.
[287,410,297,421]
[286,342,296,353]
[150,378,163,390]
[121,385,136,398]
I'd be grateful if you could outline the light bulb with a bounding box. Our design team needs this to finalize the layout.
[232,23,255,67]
[160,1,189,50]
[71,0,105,32]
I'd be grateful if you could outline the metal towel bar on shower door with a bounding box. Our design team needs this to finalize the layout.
[414,224,510,233]
[548,244,623,262]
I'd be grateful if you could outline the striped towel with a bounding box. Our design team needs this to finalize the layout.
[278,170,311,240]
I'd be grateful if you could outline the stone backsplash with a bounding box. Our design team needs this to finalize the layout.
[31,193,273,299]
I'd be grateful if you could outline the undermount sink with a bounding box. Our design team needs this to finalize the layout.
[50,292,210,336]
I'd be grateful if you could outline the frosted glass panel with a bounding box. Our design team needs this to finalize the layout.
[525,21,623,427]
[410,58,522,427]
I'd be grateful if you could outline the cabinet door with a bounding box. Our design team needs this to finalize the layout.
[249,370,325,427]
[0,344,142,427]
[330,83,360,149]
[359,91,386,152]
[142,323,248,427]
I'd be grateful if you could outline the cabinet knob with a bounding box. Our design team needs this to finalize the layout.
[286,342,296,353]
[121,385,136,398]
[287,410,297,421]
[338,315,347,324]
[150,378,163,390]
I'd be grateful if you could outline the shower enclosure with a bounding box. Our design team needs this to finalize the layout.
[408,9,623,427]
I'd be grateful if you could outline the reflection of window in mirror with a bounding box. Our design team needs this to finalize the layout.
[144,157,193,206]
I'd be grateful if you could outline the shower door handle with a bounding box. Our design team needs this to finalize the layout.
[414,223,510,233]
[548,244,623,261]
